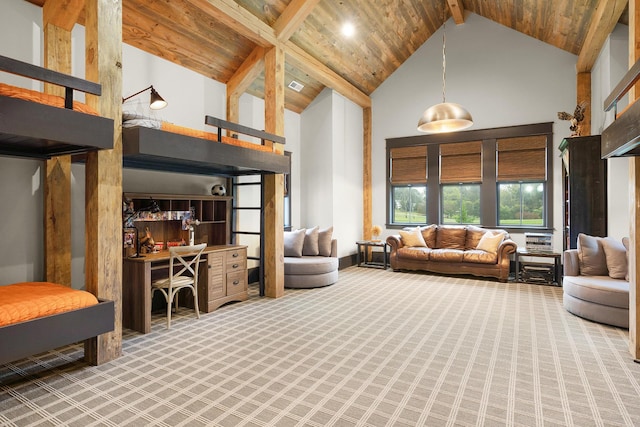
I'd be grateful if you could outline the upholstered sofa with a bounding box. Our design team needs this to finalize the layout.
[387,225,517,282]
[563,234,629,328]
[284,227,338,288]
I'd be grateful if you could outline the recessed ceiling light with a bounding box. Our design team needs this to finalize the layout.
[342,22,355,37]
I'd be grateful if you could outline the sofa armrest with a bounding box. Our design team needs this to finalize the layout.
[496,238,517,261]
[563,249,579,276]
[386,235,404,252]
[330,239,338,257]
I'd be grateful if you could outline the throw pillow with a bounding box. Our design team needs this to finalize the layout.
[476,231,505,254]
[600,237,628,280]
[577,233,608,276]
[302,226,320,256]
[318,226,334,256]
[399,227,427,247]
[284,228,306,257]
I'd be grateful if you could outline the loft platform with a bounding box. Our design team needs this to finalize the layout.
[122,116,290,176]
[0,55,114,159]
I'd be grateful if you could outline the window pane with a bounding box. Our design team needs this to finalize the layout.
[498,182,544,226]
[442,184,480,224]
[392,185,427,224]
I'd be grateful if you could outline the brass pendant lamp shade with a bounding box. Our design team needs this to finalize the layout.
[418,10,472,134]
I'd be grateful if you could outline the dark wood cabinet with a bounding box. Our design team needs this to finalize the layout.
[560,135,607,249]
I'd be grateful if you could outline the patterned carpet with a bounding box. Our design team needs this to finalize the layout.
[2,267,640,426]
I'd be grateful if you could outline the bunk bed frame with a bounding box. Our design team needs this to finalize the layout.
[0,55,115,365]
[602,57,640,158]
[122,115,290,295]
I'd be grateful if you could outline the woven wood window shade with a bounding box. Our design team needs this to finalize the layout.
[497,135,547,181]
[390,146,427,184]
[439,141,482,184]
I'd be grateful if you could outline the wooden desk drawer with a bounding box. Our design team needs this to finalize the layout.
[226,248,246,271]
[226,270,247,296]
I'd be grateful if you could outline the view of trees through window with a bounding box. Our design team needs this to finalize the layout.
[392,186,426,223]
[498,182,544,226]
[442,184,481,224]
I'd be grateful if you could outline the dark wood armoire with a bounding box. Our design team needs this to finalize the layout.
[560,135,608,250]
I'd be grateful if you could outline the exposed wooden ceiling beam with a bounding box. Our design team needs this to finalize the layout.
[285,41,371,108]
[43,0,85,31]
[227,46,265,96]
[274,0,321,42]
[190,0,277,47]
[446,0,465,25]
[576,0,627,72]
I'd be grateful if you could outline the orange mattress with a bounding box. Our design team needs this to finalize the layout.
[160,121,273,153]
[0,82,98,115]
[0,282,99,327]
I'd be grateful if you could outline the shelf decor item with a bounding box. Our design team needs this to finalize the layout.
[371,225,382,242]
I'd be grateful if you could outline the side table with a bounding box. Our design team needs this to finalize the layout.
[514,248,562,286]
[356,240,389,269]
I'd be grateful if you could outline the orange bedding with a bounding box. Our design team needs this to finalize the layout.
[0,82,98,115]
[0,282,99,327]
[160,121,273,153]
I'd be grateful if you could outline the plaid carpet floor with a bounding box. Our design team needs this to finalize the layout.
[2,267,640,426]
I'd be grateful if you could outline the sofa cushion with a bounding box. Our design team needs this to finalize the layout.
[600,237,628,280]
[397,247,431,261]
[465,225,486,250]
[302,226,320,256]
[399,227,427,247]
[284,256,339,275]
[577,234,608,276]
[563,275,629,309]
[429,249,464,262]
[463,249,498,264]
[476,231,505,254]
[435,226,466,250]
[419,225,437,248]
[284,229,306,257]
[317,226,334,256]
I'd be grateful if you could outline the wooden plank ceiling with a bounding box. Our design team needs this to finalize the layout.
[26,0,628,113]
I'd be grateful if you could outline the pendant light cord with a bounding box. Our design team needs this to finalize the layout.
[442,14,447,104]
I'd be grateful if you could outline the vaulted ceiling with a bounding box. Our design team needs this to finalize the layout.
[26,0,628,113]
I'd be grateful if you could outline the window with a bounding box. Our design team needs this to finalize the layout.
[392,185,427,224]
[442,184,481,224]
[440,141,482,224]
[389,146,427,225]
[496,135,547,228]
[386,122,553,231]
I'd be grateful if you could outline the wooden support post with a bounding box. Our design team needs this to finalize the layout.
[263,46,285,298]
[363,107,372,240]
[43,21,72,286]
[83,0,123,365]
[577,72,591,136]
[629,0,640,360]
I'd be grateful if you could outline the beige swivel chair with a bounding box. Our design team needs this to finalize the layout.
[151,243,206,329]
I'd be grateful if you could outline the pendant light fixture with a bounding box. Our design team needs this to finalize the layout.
[417,7,472,133]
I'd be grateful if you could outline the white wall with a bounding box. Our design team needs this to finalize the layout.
[371,13,579,251]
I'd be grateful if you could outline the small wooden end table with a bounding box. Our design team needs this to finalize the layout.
[356,240,389,269]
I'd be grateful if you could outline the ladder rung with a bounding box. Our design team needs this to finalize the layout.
[247,256,260,261]
[232,182,261,187]
[232,207,261,210]
[232,231,261,236]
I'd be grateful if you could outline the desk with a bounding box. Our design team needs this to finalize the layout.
[356,240,389,269]
[514,249,562,286]
[123,244,247,333]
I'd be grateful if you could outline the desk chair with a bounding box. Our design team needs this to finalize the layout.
[151,243,206,329]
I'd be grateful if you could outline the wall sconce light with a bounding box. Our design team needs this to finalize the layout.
[122,85,168,110]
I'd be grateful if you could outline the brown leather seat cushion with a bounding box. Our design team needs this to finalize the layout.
[397,247,431,261]
[429,249,464,262]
